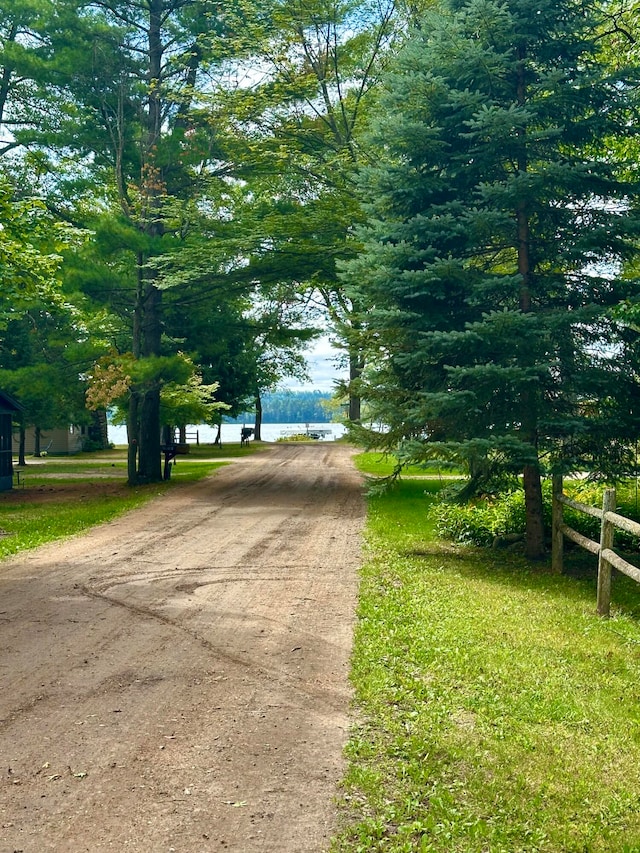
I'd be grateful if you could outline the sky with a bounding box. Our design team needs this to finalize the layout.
[286,336,348,393]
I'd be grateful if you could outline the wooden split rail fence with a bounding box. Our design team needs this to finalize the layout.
[552,474,640,617]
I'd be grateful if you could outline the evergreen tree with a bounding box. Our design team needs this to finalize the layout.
[345,0,640,558]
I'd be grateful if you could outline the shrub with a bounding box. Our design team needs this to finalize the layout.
[432,489,528,546]
[432,478,640,551]
[562,480,640,552]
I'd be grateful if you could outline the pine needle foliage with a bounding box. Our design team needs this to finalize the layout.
[344,0,640,558]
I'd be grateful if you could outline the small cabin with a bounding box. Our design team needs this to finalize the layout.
[12,412,109,456]
[0,391,23,491]
[13,425,85,456]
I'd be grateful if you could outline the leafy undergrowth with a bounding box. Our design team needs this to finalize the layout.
[333,480,640,852]
[432,479,640,549]
[0,444,254,560]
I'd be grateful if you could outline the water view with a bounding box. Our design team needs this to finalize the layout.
[107,422,347,446]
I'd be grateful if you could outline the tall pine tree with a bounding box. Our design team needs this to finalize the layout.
[14,0,239,483]
[346,0,640,558]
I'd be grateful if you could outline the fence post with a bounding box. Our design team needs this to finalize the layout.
[596,488,616,618]
[551,473,564,574]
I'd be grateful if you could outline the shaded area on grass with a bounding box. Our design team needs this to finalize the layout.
[353,451,461,480]
[334,480,640,853]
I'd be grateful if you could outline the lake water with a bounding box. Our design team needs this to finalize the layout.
[107,422,347,446]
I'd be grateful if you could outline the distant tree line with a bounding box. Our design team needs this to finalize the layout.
[225,391,334,424]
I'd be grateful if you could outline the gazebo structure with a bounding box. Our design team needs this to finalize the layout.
[0,390,22,491]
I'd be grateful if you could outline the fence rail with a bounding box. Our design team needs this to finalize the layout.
[173,428,199,445]
[552,473,640,617]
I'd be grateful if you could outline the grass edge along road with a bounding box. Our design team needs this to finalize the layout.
[0,443,258,560]
[333,456,640,853]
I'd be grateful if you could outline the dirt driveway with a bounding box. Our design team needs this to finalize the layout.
[0,443,365,853]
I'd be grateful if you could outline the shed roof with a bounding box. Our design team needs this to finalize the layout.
[0,390,23,412]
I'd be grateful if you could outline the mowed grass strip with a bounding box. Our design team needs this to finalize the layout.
[334,476,640,853]
[353,451,460,479]
[0,443,257,560]
[0,488,161,559]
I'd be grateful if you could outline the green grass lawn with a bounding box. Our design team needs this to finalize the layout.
[0,443,259,560]
[333,479,640,852]
[354,451,459,479]
[0,489,163,559]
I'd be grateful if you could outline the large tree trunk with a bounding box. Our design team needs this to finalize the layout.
[127,392,140,485]
[89,409,109,449]
[137,282,163,483]
[523,463,545,559]
[135,1,165,484]
[138,387,162,482]
[124,0,165,485]
[127,264,143,485]
[515,45,544,560]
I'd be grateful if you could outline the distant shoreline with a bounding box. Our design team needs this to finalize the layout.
[107,422,347,445]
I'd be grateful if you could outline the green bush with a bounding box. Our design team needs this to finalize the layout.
[432,488,529,546]
[432,478,640,551]
[563,481,640,552]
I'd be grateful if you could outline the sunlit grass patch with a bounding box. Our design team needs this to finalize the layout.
[0,490,156,559]
[334,480,640,852]
[1,453,232,560]
[353,452,460,479]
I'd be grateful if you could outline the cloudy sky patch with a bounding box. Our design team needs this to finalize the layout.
[285,336,347,392]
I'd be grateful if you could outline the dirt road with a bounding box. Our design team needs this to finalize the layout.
[0,443,365,853]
